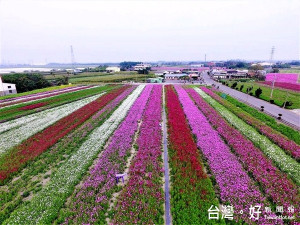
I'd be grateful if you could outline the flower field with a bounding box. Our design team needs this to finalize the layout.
[265,73,299,84]
[261,81,300,91]
[0,84,299,224]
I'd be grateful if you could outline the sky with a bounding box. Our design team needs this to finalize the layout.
[0,0,299,64]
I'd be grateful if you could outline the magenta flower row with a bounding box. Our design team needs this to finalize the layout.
[112,85,164,224]
[261,81,300,91]
[187,88,299,218]
[62,85,152,224]
[174,85,275,224]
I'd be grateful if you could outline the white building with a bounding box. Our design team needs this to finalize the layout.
[133,63,151,71]
[106,67,121,73]
[0,76,17,96]
[251,62,274,68]
[190,64,204,67]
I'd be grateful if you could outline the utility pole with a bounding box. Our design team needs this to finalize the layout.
[70,45,76,74]
[270,73,277,99]
[269,46,276,100]
[269,46,275,70]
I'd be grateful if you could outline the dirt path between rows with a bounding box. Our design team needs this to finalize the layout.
[105,119,142,224]
[162,85,172,225]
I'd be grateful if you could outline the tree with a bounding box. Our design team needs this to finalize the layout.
[119,61,141,71]
[2,73,51,93]
[249,64,264,72]
[51,76,69,86]
[231,82,238,89]
[137,69,149,74]
[255,88,262,98]
[236,61,247,68]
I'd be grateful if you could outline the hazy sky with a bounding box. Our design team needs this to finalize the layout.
[0,0,299,64]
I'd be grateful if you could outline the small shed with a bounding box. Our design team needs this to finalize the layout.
[0,76,17,96]
[106,67,121,73]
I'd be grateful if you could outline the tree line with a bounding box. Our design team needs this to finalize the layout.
[2,73,68,93]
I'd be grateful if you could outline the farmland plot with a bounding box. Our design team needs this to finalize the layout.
[0,84,298,225]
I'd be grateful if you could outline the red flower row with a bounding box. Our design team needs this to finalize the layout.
[18,102,48,110]
[165,85,218,224]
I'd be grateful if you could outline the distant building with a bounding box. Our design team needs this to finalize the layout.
[133,63,151,71]
[189,73,199,80]
[106,67,121,73]
[251,62,274,68]
[164,73,188,80]
[66,68,83,74]
[154,72,164,76]
[0,76,17,96]
[147,77,164,83]
[190,64,204,67]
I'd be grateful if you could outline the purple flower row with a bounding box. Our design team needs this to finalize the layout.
[187,88,299,218]
[62,85,153,224]
[112,85,164,224]
[174,85,276,224]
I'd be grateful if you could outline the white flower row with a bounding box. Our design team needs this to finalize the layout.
[195,87,300,185]
[0,85,99,109]
[3,85,144,225]
[0,93,105,156]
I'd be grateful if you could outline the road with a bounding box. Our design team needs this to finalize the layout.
[202,72,300,130]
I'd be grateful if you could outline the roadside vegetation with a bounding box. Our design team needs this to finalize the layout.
[220,80,300,109]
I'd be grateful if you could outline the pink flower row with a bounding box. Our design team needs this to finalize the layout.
[112,85,164,224]
[187,88,299,218]
[174,85,276,224]
[265,73,299,84]
[62,85,152,224]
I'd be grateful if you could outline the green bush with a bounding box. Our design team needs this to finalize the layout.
[282,101,293,107]
[231,82,238,88]
[22,191,30,198]
[255,88,262,98]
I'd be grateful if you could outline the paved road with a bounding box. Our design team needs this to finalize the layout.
[202,72,300,130]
